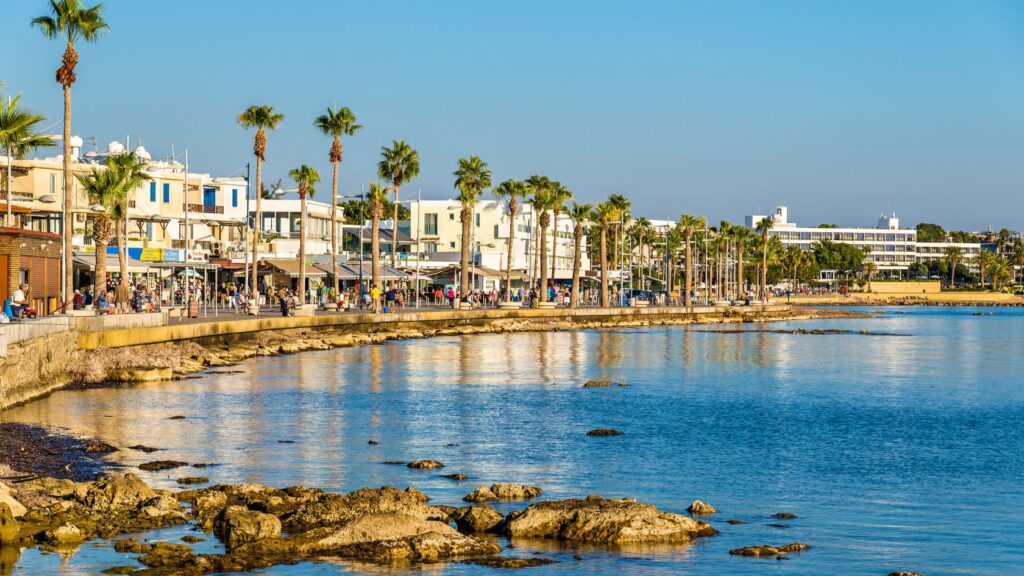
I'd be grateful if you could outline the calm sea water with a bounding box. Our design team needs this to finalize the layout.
[4,306,1023,575]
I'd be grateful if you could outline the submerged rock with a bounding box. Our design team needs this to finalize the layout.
[462,556,559,568]
[46,522,84,544]
[176,476,209,485]
[139,460,189,472]
[586,429,624,436]
[77,473,157,511]
[504,496,717,544]
[81,440,118,454]
[729,543,811,557]
[582,380,628,388]
[213,505,282,550]
[127,445,162,453]
[408,460,445,469]
[463,484,543,503]
[772,512,798,519]
[285,486,445,533]
[442,473,468,481]
[448,505,503,533]
[725,519,747,525]
[888,572,924,576]
[687,500,717,516]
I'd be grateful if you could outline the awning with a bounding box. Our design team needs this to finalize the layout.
[72,251,155,274]
[259,258,326,278]
[314,261,409,281]
[475,266,528,280]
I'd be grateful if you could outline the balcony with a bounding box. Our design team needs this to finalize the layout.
[183,203,224,214]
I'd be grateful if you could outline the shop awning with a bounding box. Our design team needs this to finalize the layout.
[259,258,326,278]
[72,251,155,274]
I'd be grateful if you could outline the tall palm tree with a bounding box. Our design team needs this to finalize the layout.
[74,167,119,296]
[863,261,878,293]
[366,181,389,290]
[677,214,705,306]
[978,250,998,289]
[493,179,529,301]
[1,95,56,225]
[453,156,492,299]
[106,152,151,280]
[524,175,552,283]
[549,183,573,282]
[315,106,362,298]
[944,245,964,288]
[733,227,757,298]
[608,193,631,280]
[33,0,108,307]
[377,140,420,268]
[289,165,320,304]
[592,202,616,307]
[529,183,557,304]
[634,217,653,290]
[755,217,775,300]
[568,202,591,308]
[238,105,285,297]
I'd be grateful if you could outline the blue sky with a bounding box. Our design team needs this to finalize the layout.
[2,0,1023,229]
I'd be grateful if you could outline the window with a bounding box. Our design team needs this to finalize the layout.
[424,213,438,235]
[231,188,238,208]
[145,221,154,240]
[50,174,56,195]
[162,183,170,203]
[450,242,456,249]
[475,213,480,227]
[150,182,156,202]
[449,213,455,221]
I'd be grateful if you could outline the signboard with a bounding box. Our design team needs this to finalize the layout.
[163,249,184,263]
[139,248,164,262]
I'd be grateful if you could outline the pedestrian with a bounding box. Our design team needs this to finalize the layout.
[115,279,130,314]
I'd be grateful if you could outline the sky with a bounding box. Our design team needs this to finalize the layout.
[2,0,1023,230]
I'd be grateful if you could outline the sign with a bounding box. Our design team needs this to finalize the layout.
[163,249,184,263]
[139,248,163,262]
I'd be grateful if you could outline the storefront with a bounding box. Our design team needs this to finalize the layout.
[0,228,62,314]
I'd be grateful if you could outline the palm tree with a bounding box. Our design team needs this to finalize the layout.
[366,181,389,290]
[549,183,573,282]
[1,95,56,225]
[944,245,963,288]
[453,156,492,299]
[238,105,285,297]
[33,0,108,307]
[377,140,420,268]
[106,152,151,280]
[315,107,362,298]
[632,217,653,290]
[523,175,552,283]
[714,223,732,300]
[732,227,757,298]
[978,250,998,289]
[677,214,705,306]
[863,262,878,293]
[289,165,320,304]
[74,167,119,296]
[608,193,631,280]
[493,179,529,301]
[568,202,591,308]
[592,202,616,307]
[529,183,557,304]
[755,217,775,300]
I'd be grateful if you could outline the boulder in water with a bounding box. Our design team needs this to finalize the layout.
[285,486,446,533]
[408,460,445,469]
[587,429,624,436]
[687,500,717,516]
[463,484,543,503]
[729,543,810,557]
[77,473,158,511]
[213,505,282,550]
[448,505,503,533]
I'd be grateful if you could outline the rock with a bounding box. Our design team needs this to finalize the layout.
[442,473,468,481]
[368,440,379,445]
[191,490,228,525]
[726,519,747,525]
[772,512,798,519]
[0,482,27,518]
[408,460,445,469]
[448,506,503,533]
[687,500,717,515]
[0,503,18,544]
[192,463,214,468]
[582,380,628,388]
[729,543,811,557]
[285,487,446,533]
[505,496,718,544]
[176,477,209,485]
[139,460,189,471]
[888,572,924,576]
[181,535,206,543]
[281,512,501,563]
[78,473,158,511]
[137,541,194,567]
[166,415,187,420]
[213,505,282,550]
[463,484,543,503]
[81,440,118,454]
[587,429,624,436]
[382,461,406,465]
[101,567,138,574]
[46,522,84,544]
[127,444,162,453]
[462,556,559,568]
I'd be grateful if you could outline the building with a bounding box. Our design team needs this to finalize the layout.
[250,198,344,259]
[915,242,982,263]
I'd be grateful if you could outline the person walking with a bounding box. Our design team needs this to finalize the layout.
[115,279,131,314]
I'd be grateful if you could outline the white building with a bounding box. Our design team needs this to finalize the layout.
[249,198,344,259]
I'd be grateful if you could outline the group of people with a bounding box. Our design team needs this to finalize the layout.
[75,280,162,314]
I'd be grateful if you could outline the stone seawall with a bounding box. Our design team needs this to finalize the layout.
[2,305,796,411]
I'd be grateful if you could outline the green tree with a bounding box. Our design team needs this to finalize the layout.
[493,179,529,301]
[366,181,389,290]
[528,180,558,303]
[32,0,108,305]
[288,165,320,303]
[315,106,362,297]
[677,214,705,306]
[568,202,591,308]
[74,167,119,296]
[732,226,758,298]
[915,222,947,243]
[548,183,573,282]
[755,217,774,300]
[453,156,492,298]
[0,94,56,225]
[592,202,616,307]
[106,152,151,280]
[608,193,631,279]
[238,105,285,294]
[862,261,878,293]
[378,140,420,268]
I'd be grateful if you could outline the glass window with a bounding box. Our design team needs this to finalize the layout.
[150,182,156,202]
[232,188,238,208]
[424,213,438,235]
[162,183,170,203]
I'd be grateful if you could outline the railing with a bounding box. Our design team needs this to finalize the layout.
[183,203,224,214]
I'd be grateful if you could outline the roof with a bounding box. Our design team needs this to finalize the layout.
[258,258,326,277]
[313,261,409,281]
[342,226,416,245]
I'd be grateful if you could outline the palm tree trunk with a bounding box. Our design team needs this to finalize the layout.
[506,204,516,301]
[117,218,127,280]
[460,208,471,298]
[684,234,693,307]
[63,82,73,308]
[571,228,582,308]
[94,238,107,298]
[737,245,745,298]
[550,211,558,283]
[539,221,549,303]
[600,227,609,307]
[371,216,381,289]
[298,193,307,303]
[330,159,339,298]
[251,156,262,300]
[391,184,399,269]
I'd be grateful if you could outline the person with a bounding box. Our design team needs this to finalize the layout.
[10,284,29,318]
[384,285,395,312]
[370,284,382,313]
[73,289,85,310]
[115,279,130,313]
[278,287,290,317]
[84,289,93,307]
[446,287,456,309]
[96,290,111,314]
